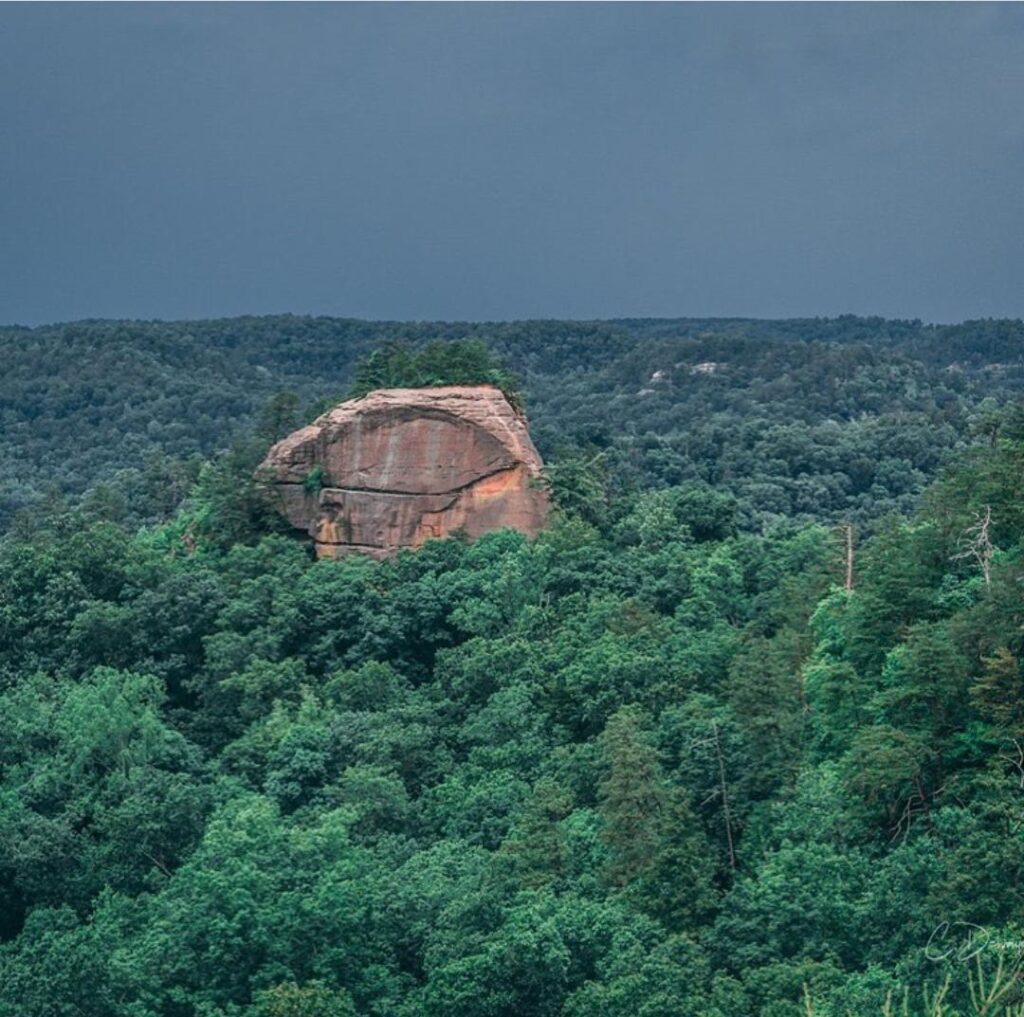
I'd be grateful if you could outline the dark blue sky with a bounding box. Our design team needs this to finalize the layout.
[3,3,1023,325]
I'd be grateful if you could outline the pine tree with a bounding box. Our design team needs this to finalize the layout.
[598,706,666,887]
[258,390,301,443]
[971,647,1024,736]
[634,786,719,930]
[504,777,572,889]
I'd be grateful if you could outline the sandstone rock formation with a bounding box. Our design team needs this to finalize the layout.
[259,385,550,558]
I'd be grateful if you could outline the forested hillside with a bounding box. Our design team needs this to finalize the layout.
[1,394,1023,1015]
[2,322,1024,1016]
[2,315,1022,530]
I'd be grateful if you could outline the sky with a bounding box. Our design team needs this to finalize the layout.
[2,3,1024,326]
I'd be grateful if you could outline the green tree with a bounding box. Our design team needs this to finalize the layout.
[598,707,666,888]
[502,777,573,889]
[259,390,302,443]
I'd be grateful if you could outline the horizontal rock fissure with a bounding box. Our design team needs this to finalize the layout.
[315,541,396,549]
[271,464,521,499]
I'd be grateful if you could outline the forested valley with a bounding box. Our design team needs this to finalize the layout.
[1,317,1024,1016]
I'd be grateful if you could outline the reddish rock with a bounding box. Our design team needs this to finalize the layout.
[259,385,549,558]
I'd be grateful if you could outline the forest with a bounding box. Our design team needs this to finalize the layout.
[1,318,1024,1016]
[2,314,1023,532]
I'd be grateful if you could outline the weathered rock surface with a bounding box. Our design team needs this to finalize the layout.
[259,385,549,558]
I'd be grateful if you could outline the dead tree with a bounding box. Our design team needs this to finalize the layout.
[952,505,994,586]
[692,720,737,872]
[841,522,855,592]
[712,720,737,871]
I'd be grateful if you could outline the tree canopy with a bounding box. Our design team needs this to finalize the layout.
[1,319,1024,1015]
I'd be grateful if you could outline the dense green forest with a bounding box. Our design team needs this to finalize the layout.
[3,315,1022,530]
[2,321,1024,1015]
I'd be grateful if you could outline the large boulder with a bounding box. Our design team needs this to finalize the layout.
[258,385,550,558]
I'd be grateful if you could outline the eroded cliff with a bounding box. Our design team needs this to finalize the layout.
[259,385,549,557]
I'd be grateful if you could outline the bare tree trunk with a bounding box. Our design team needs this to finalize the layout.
[712,720,736,871]
[843,522,855,592]
[952,505,994,587]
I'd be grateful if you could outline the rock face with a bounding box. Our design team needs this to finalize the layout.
[259,385,549,558]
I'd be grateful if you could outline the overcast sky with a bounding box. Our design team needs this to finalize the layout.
[2,3,1023,326]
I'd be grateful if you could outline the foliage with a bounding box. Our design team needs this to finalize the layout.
[1,319,1024,1014]
[2,314,1022,531]
[348,339,522,407]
